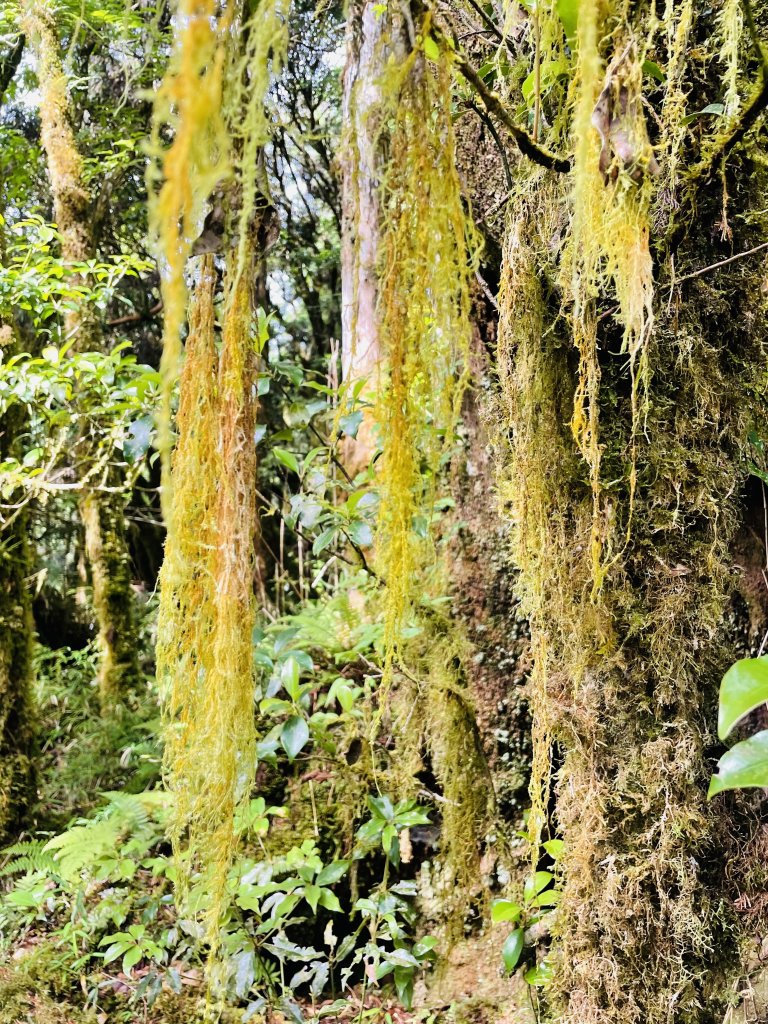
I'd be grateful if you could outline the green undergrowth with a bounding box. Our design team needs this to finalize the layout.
[1,574,508,1023]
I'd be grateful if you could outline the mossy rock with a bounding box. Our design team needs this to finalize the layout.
[0,965,95,1024]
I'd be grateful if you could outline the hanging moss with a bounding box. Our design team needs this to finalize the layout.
[153,0,287,950]
[360,16,479,687]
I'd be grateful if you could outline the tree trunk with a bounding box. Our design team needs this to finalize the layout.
[0,326,35,837]
[21,0,140,709]
[495,9,768,1023]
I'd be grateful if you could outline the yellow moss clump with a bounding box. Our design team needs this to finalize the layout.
[372,24,479,683]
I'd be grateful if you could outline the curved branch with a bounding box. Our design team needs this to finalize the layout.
[432,27,572,173]
[688,0,768,186]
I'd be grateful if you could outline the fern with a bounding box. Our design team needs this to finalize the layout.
[0,839,58,878]
[44,821,121,881]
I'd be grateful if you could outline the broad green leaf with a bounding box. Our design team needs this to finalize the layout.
[491,898,522,923]
[347,520,373,547]
[281,716,310,760]
[717,657,768,739]
[385,948,419,969]
[542,839,564,860]
[502,928,525,973]
[281,656,301,701]
[317,888,342,912]
[524,958,554,987]
[339,409,364,438]
[123,945,143,972]
[682,102,725,126]
[313,527,337,556]
[304,883,322,913]
[316,860,349,886]
[556,0,578,42]
[642,59,665,82]
[709,730,768,796]
[273,447,300,474]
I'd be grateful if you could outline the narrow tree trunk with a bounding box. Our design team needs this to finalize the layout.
[0,326,35,837]
[339,0,399,473]
[21,0,140,709]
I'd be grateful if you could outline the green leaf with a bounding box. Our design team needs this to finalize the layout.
[317,888,342,912]
[502,929,525,973]
[339,409,364,438]
[717,657,768,740]
[542,839,564,860]
[304,883,322,913]
[642,59,665,82]
[123,945,143,973]
[524,871,553,903]
[682,102,725,126]
[556,0,579,42]
[709,730,768,796]
[394,966,415,1009]
[316,860,349,886]
[281,656,302,701]
[347,520,373,547]
[273,447,300,474]
[524,958,554,987]
[313,527,337,556]
[491,898,522,923]
[102,941,131,964]
[281,716,310,760]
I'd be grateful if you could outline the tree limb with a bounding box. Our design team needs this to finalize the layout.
[0,34,24,103]
[688,0,768,186]
[432,27,571,173]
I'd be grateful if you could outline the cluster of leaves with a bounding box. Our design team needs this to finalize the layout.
[1,605,438,1020]
[0,789,435,1019]
[0,341,159,499]
[490,837,563,988]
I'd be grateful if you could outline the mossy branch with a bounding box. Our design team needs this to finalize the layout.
[688,0,768,185]
[430,26,571,174]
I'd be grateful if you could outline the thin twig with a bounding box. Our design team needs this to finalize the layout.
[674,239,768,283]
[466,100,514,190]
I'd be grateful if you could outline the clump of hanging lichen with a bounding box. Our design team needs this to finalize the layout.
[494,2,768,1022]
[152,0,287,948]
[369,16,479,685]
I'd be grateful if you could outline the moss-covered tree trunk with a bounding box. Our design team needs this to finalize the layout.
[494,6,768,1023]
[22,0,140,709]
[0,327,35,837]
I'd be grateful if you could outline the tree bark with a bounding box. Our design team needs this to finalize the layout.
[21,0,140,709]
[0,325,35,838]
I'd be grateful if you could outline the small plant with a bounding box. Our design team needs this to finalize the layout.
[709,656,768,796]
[491,838,562,985]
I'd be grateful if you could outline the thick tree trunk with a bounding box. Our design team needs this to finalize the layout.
[22,0,140,709]
[495,15,768,1024]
